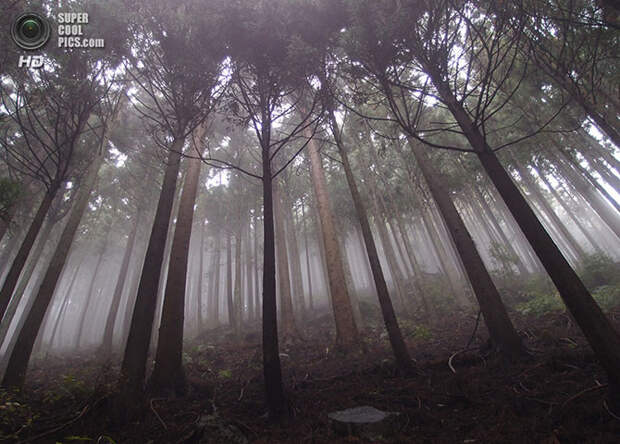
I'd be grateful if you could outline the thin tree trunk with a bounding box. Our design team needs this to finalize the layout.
[510,154,587,262]
[226,232,234,329]
[233,227,242,335]
[274,180,301,342]
[473,184,530,276]
[245,222,254,323]
[306,129,359,348]
[537,166,603,254]
[408,141,525,358]
[300,199,314,312]
[2,153,103,389]
[100,206,142,357]
[210,235,222,328]
[282,182,306,322]
[196,221,206,332]
[46,261,82,356]
[332,113,413,371]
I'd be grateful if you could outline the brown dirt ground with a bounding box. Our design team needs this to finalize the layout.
[4,305,620,443]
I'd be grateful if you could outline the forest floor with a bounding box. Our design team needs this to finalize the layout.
[2,303,620,443]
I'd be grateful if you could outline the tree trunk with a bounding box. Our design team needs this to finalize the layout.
[196,221,206,332]
[2,154,103,389]
[233,227,243,335]
[119,137,184,403]
[274,181,301,343]
[76,287,101,350]
[428,68,620,404]
[209,235,222,328]
[510,154,587,262]
[149,140,203,395]
[306,129,359,348]
[332,113,413,371]
[253,214,261,322]
[0,215,56,349]
[300,198,314,312]
[46,261,82,356]
[537,166,604,254]
[0,186,59,321]
[282,181,306,322]
[408,141,525,358]
[261,141,285,420]
[100,207,142,357]
[226,232,234,329]
[472,183,530,276]
[245,222,254,323]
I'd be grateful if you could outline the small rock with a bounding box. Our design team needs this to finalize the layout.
[328,405,401,438]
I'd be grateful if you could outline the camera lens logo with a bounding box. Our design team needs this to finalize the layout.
[12,13,51,51]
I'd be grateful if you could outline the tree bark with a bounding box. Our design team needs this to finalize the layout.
[306,129,359,348]
[149,139,203,395]
[261,140,285,420]
[119,137,184,402]
[100,206,142,357]
[428,68,620,404]
[0,187,59,321]
[0,215,56,349]
[2,154,103,389]
[274,180,301,342]
[46,262,81,356]
[332,113,413,371]
[409,141,525,358]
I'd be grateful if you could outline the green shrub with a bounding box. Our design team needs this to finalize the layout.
[577,253,620,289]
[592,285,620,311]
[516,291,563,317]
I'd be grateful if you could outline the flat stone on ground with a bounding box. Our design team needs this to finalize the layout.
[328,405,401,438]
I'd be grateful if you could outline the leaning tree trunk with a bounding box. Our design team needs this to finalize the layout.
[409,141,525,359]
[46,262,82,357]
[2,153,104,389]
[119,136,184,406]
[305,129,359,348]
[428,70,620,407]
[149,138,203,395]
[100,206,143,357]
[0,214,56,349]
[0,185,59,321]
[331,112,413,371]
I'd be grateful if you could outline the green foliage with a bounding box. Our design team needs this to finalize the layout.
[592,285,620,312]
[218,369,232,378]
[577,253,620,289]
[516,291,563,317]
[516,283,620,317]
